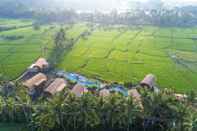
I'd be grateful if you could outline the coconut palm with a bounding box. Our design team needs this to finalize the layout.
[78,93,100,130]
[125,96,144,130]
[31,101,56,131]
[187,90,197,108]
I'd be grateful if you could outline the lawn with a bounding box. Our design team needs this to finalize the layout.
[59,24,197,93]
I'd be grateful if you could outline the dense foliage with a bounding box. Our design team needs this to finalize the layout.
[0,82,196,131]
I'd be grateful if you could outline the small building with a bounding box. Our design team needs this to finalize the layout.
[174,93,187,101]
[128,89,141,102]
[140,74,156,89]
[29,58,49,71]
[23,73,47,90]
[128,89,143,109]
[99,89,110,97]
[44,78,67,96]
[71,84,88,97]
[18,58,48,81]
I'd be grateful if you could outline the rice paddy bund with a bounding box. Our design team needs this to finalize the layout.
[59,24,197,93]
[0,19,197,93]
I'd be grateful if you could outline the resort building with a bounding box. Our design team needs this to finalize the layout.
[140,74,156,89]
[71,84,88,97]
[44,78,67,95]
[23,73,47,90]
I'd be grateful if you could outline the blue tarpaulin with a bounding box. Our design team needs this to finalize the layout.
[56,71,129,94]
[56,71,101,89]
[109,85,128,96]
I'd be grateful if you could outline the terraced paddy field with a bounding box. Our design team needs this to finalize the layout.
[0,19,197,93]
[59,25,197,93]
[0,19,60,79]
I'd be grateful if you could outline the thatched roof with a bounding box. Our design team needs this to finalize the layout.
[99,89,110,97]
[128,89,141,102]
[174,93,187,101]
[128,89,143,109]
[30,58,49,70]
[44,78,67,95]
[140,74,156,88]
[71,84,88,97]
[23,73,47,89]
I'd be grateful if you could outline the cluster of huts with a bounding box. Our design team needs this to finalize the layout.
[20,58,160,103]
[21,58,67,99]
[20,57,186,103]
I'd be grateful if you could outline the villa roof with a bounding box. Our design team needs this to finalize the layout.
[23,73,47,89]
[71,84,88,97]
[44,78,67,95]
[140,74,156,88]
[128,89,141,102]
[174,93,187,101]
[99,89,110,97]
[128,89,143,109]
[31,58,49,69]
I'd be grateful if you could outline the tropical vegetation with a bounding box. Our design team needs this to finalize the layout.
[0,81,196,131]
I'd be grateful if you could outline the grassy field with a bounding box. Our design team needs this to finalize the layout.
[0,19,59,79]
[59,24,197,93]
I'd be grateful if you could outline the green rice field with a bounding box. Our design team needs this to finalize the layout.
[0,19,59,79]
[59,24,197,93]
[0,19,197,93]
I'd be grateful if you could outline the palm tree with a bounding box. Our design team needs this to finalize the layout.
[31,101,56,131]
[126,96,143,130]
[63,92,81,130]
[140,88,197,131]
[78,93,100,130]
[187,90,197,107]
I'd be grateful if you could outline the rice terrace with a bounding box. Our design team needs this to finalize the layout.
[0,19,59,78]
[59,24,197,92]
[1,19,197,92]
[0,0,197,131]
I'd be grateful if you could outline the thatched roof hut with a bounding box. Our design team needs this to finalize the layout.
[99,89,110,97]
[128,89,141,102]
[174,93,187,101]
[30,58,49,70]
[44,78,67,95]
[71,84,88,97]
[140,74,156,89]
[23,73,47,89]
[128,89,143,109]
